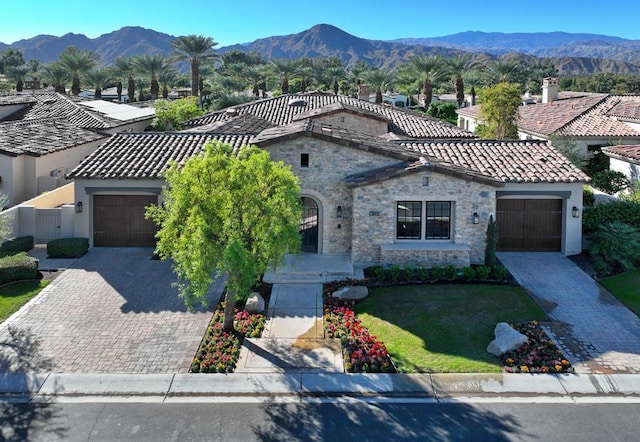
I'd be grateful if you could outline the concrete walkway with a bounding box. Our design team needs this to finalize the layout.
[498,252,640,374]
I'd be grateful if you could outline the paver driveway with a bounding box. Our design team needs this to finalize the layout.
[498,252,640,373]
[0,248,223,374]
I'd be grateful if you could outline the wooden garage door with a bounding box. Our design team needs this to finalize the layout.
[496,199,562,252]
[93,195,158,247]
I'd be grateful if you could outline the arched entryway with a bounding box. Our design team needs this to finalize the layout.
[299,196,319,253]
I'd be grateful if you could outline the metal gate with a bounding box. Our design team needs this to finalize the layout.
[35,208,62,243]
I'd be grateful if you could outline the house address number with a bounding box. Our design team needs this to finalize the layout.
[369,211,380,216]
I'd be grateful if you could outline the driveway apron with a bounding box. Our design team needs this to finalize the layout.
[0,248,224,374]
[498,252,640,373]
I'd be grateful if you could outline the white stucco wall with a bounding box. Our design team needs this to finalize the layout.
[609,157,640,184]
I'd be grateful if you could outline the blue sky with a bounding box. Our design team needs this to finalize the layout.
[2,0,639,45]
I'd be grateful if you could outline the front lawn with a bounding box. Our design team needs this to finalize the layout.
[355,284,547,373]
[599,270,640,317]
[0,280,49,323]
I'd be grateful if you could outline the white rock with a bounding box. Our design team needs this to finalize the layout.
[331,285,369,301]
[245,292,265,313]
[487,322,528,357]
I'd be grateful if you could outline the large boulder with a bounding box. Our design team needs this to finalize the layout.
[331,285,369,301]
[487,322,528,357]
[245,292,265,313]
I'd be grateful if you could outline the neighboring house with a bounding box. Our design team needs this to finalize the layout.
[67,93,588,266]
[602,145,640,185]
[456,78,640,159]
[0,92,155,205]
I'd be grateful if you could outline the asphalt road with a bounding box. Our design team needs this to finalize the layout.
[2,400,640,441]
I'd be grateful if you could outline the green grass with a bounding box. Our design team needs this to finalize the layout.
[0,280,49,323]
[355,284,547,373]
[600,270,640,317]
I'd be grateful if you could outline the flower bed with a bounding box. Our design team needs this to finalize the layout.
[323,280,395,373]
[190,301,266,373]
[502,321,573,374]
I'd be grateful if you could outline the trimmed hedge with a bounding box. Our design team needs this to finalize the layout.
[0,236,34,258]
[583,201,640,233]
[47,238,89,258]
[0,252,39,285]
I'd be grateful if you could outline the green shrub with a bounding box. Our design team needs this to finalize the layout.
[492,265,507,281]
[591,170,630,194]
[583,185,595,207]
[403,265,416,281]
[445,264,458,280]
[583,200,640,233]
[462,266,476,280]
[0,236,34,257]
[430,266,444,281]
[388,265,401,283]
[369,265,384,282]
[475,265,491,280]
[416,267,430,282]
[47,238,89,258]
[485,215,498,267]
[0,253,39,285]
[588,222,640,272]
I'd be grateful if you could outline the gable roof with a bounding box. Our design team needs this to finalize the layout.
[291,101,391,123]
[182,114,276,134]
[0,119,106,157]
[1,93,153,130]
[602,145,640,165]
[399,139,590,183]
[185,92,475,139]
[67,132,254,180]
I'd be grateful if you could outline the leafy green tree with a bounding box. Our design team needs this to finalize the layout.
[591,170,630,194]
[485,215,497,267]
[40,63,70,93]
[0,49,25,74]
[548,134,591,170]
[152,96,203,130]
[147,142,301,331]
[59,47,98,95]
[478,82,521,139]
[171,35,219,98]
[426,101,458,124]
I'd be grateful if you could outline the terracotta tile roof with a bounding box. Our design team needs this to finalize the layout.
[182,114,276,134]
[603,95,640,122]
[67,132,254,180]
[185,92,475,139]
[253,120,414,161]
[602,145,640,164]
[2,93,153,130]
[0,119,106,156]
[456,104,481,119]
[557,96,640,137]
[399,139,591,183]
[0,94,38,106]
[291,101,390,123]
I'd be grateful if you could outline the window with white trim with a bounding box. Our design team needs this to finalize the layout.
[396,201,452,240]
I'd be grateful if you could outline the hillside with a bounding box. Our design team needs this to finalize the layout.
[3,24,640,74]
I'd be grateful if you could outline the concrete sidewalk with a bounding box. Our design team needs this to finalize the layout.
[1,372,640,403]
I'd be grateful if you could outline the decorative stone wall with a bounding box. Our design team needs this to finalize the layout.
[380,247,471,268]
[264,137,395,254]
[313,113,388,137]
[351,169,497,266]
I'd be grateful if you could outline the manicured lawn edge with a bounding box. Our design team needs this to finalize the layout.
[0,280,50,323]
[599,269,640,317]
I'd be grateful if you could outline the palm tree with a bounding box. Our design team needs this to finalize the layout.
[445,54,476,108]
[113,56,136,102]
[85,68,112,99]
[363,68,393,104]
[350,60,369,94]
[482,59,522,85]
[40,63,70,93]
[244,65,267,98]
[158,66,178,99]
[269,59,299,95]
[170,35,219,97]
[406,55,446,108]
[327,66,346,95]
[59,47,98,95]
[5,65,29,92]
[133,54,166,100]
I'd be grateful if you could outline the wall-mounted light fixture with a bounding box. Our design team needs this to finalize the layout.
[472,212,479,224]
[572,206,580,218]
[337,205,343,218]
[75,201,83,213]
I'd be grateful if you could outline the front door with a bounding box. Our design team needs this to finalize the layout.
[299,197,319,253]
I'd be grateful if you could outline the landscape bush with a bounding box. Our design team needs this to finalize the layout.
[583,185,595,207]
[0,253,39,285]
[0,236,34,258]
[582,200,640,233]
[591,170,630,194]
[588,221,640,274]
[47,238,89,258]
[364,262,509,285]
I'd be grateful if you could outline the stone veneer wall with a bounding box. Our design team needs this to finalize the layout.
[314,113,388,137]
[351,170,497,266]
[380,248,470,268]
[264,137,395,254]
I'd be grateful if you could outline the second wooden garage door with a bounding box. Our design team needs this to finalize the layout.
[496,199,562,252]
[93,195,158,247]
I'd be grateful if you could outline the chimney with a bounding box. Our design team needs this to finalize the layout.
[358,85,371,101]
[542,77,558,104]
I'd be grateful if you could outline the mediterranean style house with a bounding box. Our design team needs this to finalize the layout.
[0,92,154,205]
[603,145,640,185]
[67,92,589,267]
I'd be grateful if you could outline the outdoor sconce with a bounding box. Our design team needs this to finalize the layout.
[75,201,83,213]
[337,205,343,218]
[472,212,479,224]
[572,206,580,218]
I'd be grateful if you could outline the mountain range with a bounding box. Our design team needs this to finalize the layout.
[3,24,640,75]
